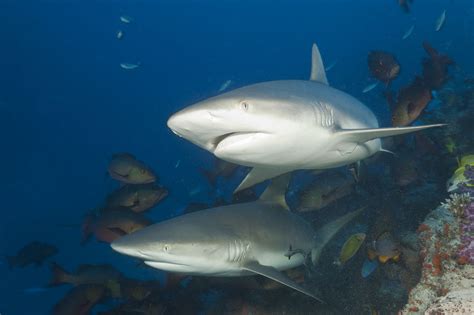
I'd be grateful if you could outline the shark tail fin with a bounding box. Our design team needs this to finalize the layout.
[335,124,445,144]
[259,173,292,210]
[311,207,365,265]
[310,43,329,85]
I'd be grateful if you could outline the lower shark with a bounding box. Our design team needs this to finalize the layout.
[111,174,362,302]
[167,43,444,192]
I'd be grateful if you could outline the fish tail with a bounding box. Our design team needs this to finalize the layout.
[48,262,70,286]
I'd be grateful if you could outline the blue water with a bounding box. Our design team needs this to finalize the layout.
[1,0,473,314]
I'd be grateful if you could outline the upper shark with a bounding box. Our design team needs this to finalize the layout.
[111,174,363,302]
[167,43,443,192]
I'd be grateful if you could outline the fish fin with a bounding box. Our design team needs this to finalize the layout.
[242,261,324,303]
[234,167,292,193]
[311,207,365,265]
[334,124,445,145]
[48,262,70,286]
[108,227,128,237]
[258,173,291,210]
[379,256,390,263]
[309,43,329,85]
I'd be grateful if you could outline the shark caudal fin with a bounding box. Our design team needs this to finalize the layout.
[309,43,329,85]
[334,124,445,145]
[234,167,293,194]
[311,207,365,265]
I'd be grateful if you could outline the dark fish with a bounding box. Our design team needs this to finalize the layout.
[52,284,105,315]
[398,0,414,13]
[201,158,239,186]
[368,51,401,85]
[82,207,152,244]
[422,42,454,90]
[368,232,401,263]
[6,241,58,268]
[108,153,156,184]
[105,184,168,213]
[391,153,419,187]
[49,262,123,288]
[386,76,432,127]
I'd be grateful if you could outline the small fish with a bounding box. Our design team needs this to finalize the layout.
[336,233,366,266]
[200,158,239,186]
[108,153,156,184]
[49,262,123,288]
[120,15,133,24]
[435,10,446,32]
[368,51,400,85]
[6,241,58,269]
[362,82,379,93]
[105,183,168,213]
[325,60,337,72]
[52,284,105,315]
[361,259,378,278]
[402,25,415,40]
[116,30,123,40]
[446,155,474,192]
[444,137,456,154]
[422,42,454,90]
[368,232,401,263]
[218,79,232,92]
[398,0,414,13]
[175,160,181,168]
[120,62,141,70]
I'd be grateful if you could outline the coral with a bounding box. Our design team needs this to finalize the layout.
[441,193,471,217]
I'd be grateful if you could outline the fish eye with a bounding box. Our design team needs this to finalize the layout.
[240,101,249,111]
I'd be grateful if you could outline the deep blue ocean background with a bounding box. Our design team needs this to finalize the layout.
[0,0,473,314]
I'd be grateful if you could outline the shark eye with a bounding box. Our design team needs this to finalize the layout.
[240,101,249,111]
[163,244,170,252]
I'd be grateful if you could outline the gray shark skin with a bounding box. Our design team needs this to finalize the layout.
[111,175,362,302]
[167,43,443,192]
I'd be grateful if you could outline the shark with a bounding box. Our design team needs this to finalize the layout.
[111,174,363,302]
[167,43,444,192]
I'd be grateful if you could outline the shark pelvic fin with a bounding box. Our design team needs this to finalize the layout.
[242,261,324,303]
[259,173,291,210]
[310,43,329,85]
[311,207,365,265]
[334,124,445,145]
[234,167,292,194]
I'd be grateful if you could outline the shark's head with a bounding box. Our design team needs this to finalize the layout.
[110,217,230,274]
[167,82,322,167]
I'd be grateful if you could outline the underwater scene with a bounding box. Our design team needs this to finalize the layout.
[1,0,474,314]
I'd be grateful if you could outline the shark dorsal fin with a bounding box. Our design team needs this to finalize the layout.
[258,173,291,210]
[310,43,329,85]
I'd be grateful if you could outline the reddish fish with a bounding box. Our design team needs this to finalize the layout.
[368,51,401,85]
[52,284,105,315]
[422,42,454,90]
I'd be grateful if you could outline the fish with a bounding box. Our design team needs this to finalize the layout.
[82,207,152,244]
[111,174,364,301]
[167,42,444,192]
[435,10,446,32]
[422,42,454,90]
[105,183,168,213]
[398,0,414,13]
[52,284,105,315]
[362,82,379,93]
[368,232,401,263]
[218,79,233,92]
[361,259,379,278]
[336,233,366,266]
[120,15,133,24]
[296,171,355,211]
[116,30,123,40]
[120,62,141,70]
[368,51,401,85]
[49,262,123,288]
[402,25,415,40]
[386,76,432,127]
[324,60,337,71]
[108,153,156,184]
[5,241,58,268]
[446,155,474,192]
[391,152,420,187]
[200,158,239,186]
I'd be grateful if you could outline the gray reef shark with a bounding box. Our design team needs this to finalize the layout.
[111,174,362,302]
[167,43,443,192]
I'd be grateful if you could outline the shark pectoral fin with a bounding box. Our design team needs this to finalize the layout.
[334,124,445,145]
[259,173,292,210]
[309,43,329,85]
[234,167,292,193]
[242,261,324,303]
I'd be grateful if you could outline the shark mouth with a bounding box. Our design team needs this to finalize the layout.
[208,132,261,152]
